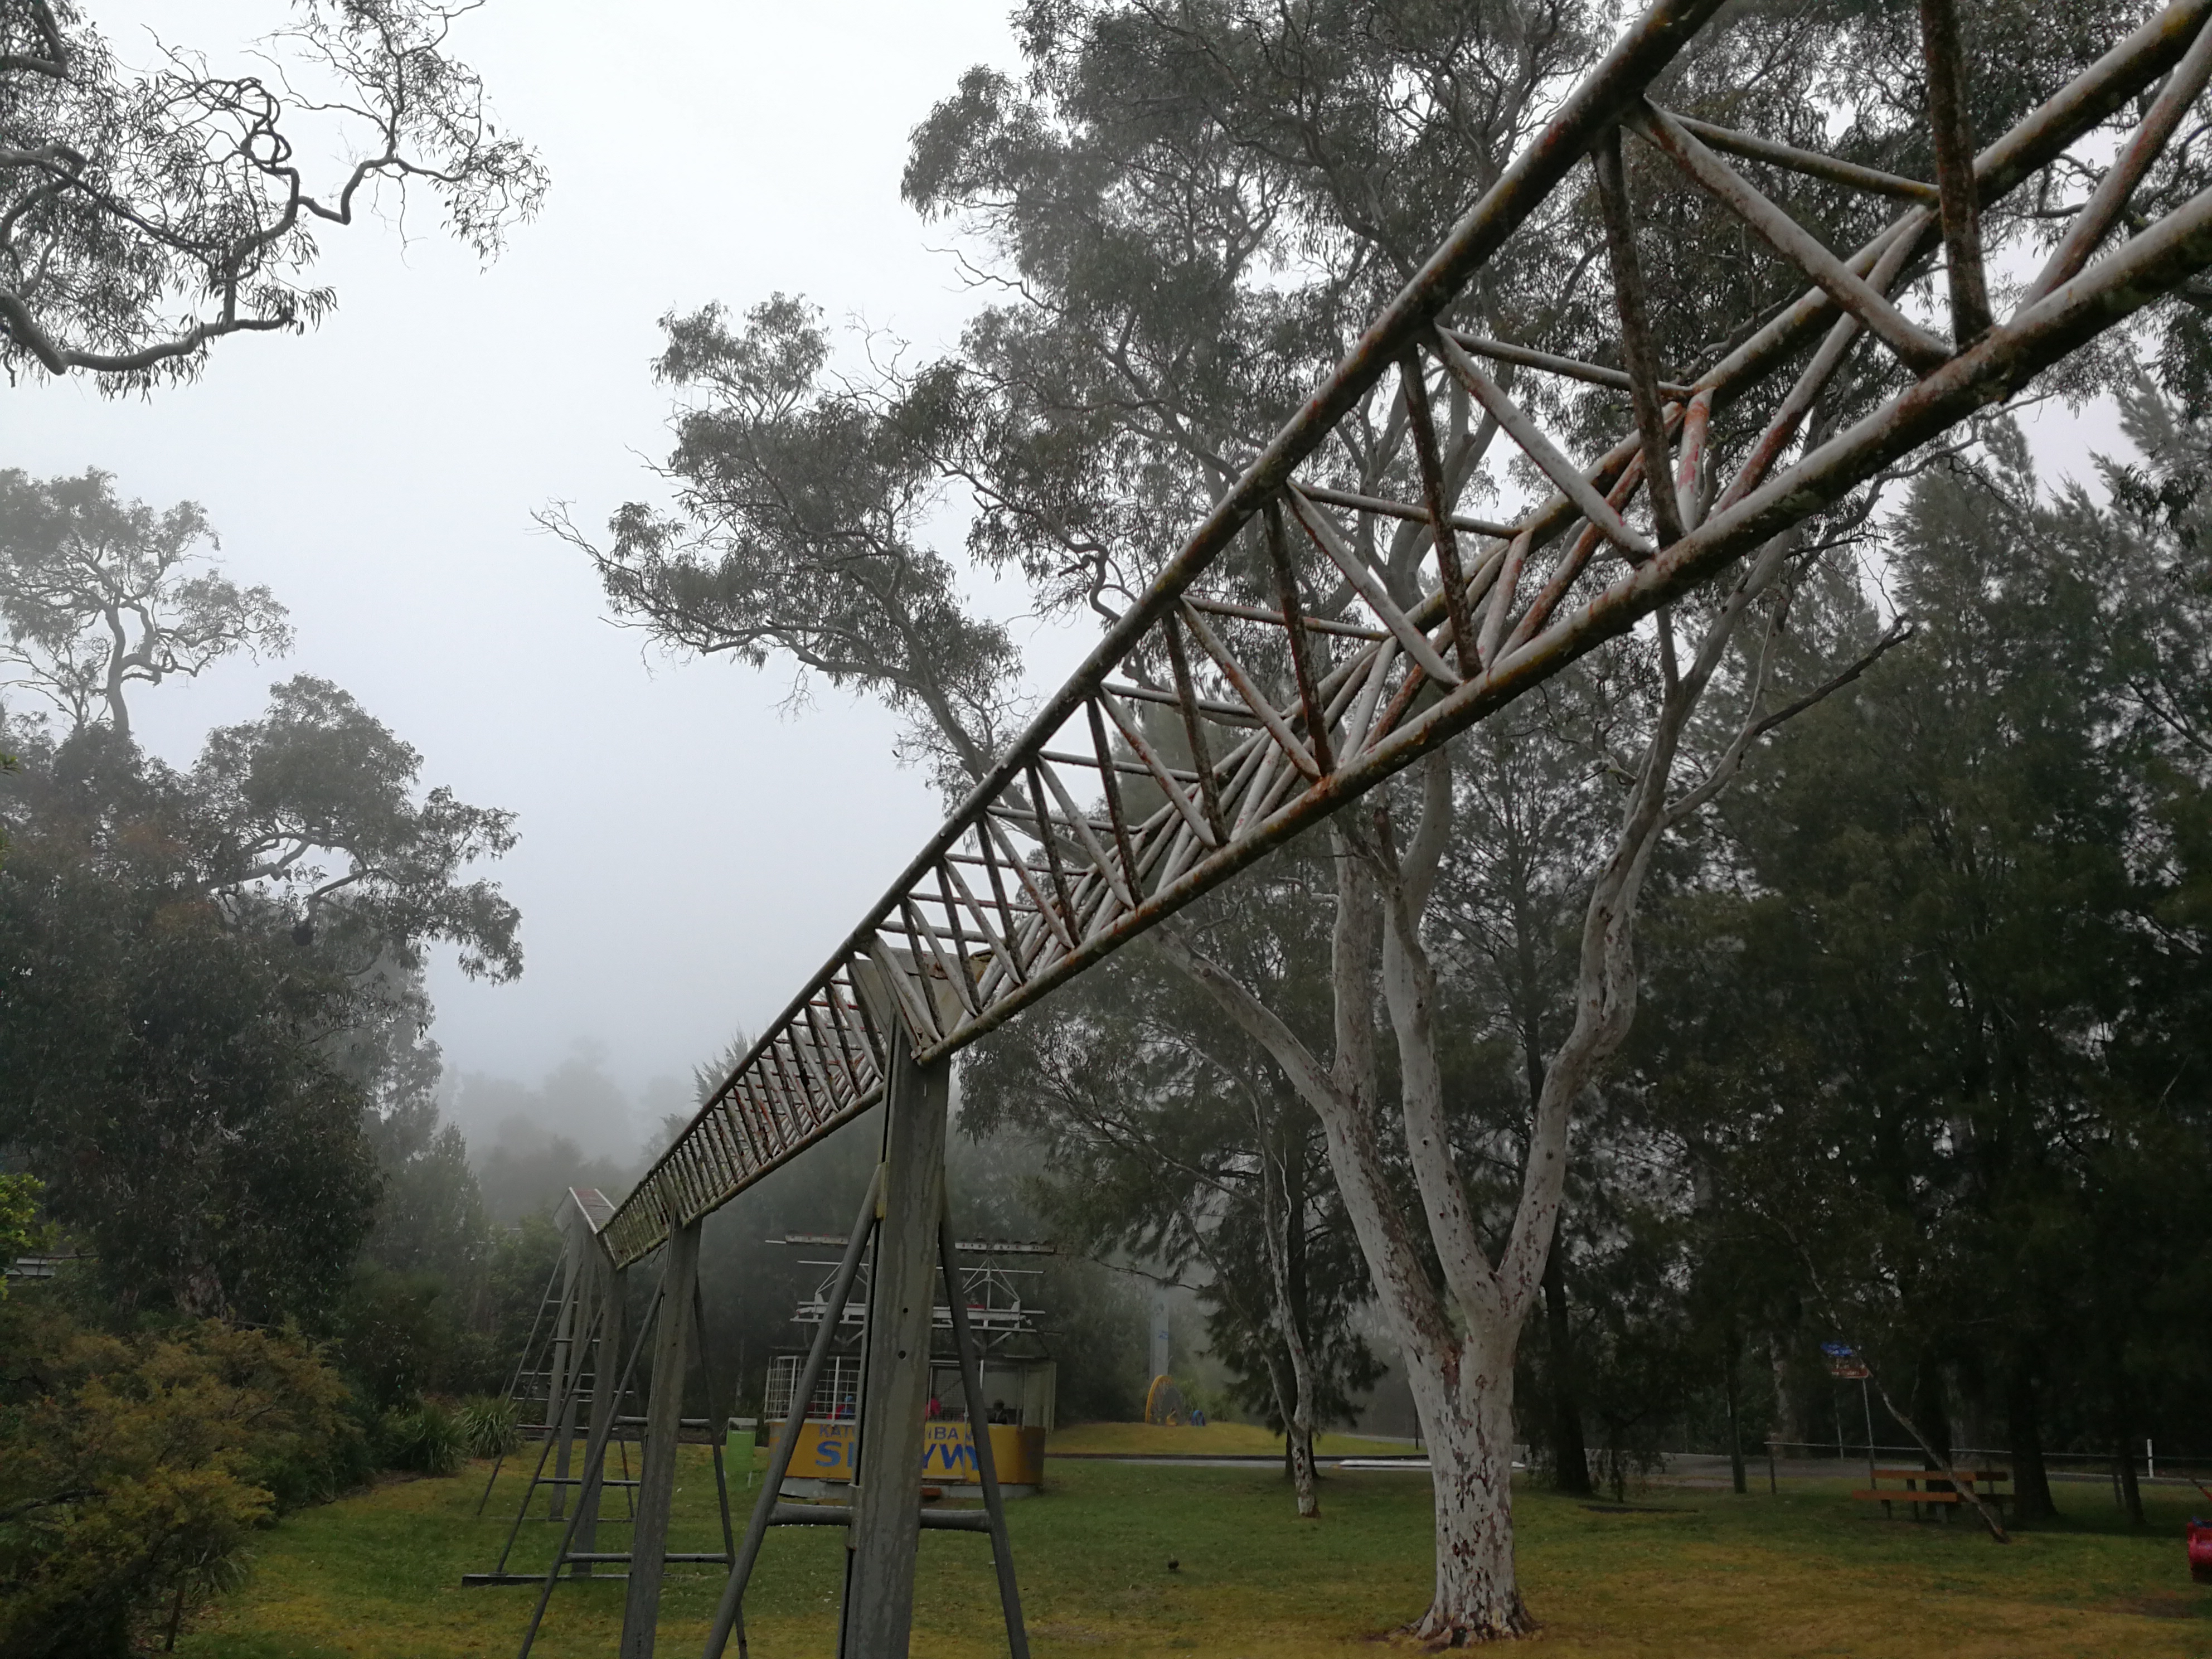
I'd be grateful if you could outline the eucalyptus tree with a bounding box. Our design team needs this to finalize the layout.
[0,469,290,739]
[548,295,1026,797]
[188,673,522,986]
[568,0,1612,1556]
[562,289,1372,1511]
[0,648,521,1320]
[0,0,544,389]
[1416,697,1616,1495]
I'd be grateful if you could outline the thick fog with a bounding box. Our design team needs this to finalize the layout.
[7,1,1093,1163]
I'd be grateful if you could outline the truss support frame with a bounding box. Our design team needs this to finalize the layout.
[576,1243,629,1574]
[620,1216,704,1658]
[837,1010,952,1659]
[704,1170,883,1659]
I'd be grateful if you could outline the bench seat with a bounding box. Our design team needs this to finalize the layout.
[1850,1467,2011,1520]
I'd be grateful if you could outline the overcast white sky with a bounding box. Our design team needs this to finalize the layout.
[10,1,1081,1142]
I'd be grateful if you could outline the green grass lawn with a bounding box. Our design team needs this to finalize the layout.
[176,1451,2211,1657]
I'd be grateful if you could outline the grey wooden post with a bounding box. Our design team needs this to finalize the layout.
[574,1246,626,1576]
[940,1217,1031,1658]
[619,1216,702,1658]
[836,1018,950,1659]
[546,1219,585,1521]
[700,1168,884,1659]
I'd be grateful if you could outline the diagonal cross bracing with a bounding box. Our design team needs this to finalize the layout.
[600,0,2212,1269]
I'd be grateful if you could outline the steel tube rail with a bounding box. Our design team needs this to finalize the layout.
[600,0,2212,1270]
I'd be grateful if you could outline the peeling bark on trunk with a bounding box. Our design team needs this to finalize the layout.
[1410,1343,1536,1643]
[1259,1107,1321,1519]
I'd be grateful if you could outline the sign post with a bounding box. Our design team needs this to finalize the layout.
[1822,1343,1875,1484]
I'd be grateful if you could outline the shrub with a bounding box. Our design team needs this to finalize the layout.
[455,1394,520,1459]
[334,1263,453,1411]
[0,1303,356,1658]
[381,1401,465,1476]
[0,1173,47,1292]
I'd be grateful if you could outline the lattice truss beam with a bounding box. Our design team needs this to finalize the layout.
[603,0,2212,1268]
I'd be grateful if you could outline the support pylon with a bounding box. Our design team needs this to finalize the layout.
[700,950,1030,1659]
[622,1216,702,1656]
[837,1010,948,1657]
[506,1238,735,1654]
[474,1187,731,1659]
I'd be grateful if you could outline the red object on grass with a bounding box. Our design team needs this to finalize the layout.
[2188,1520,2212,1584]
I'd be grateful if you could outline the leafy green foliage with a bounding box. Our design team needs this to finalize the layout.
[455,1395,520,1460]
[334,1265,470,1414]
[1628,399,2212,1503]
[379,1402,465,1478]
[0,1300,362,1658]
[0,805,381,1321]
[0,524,522,1322]
[566,294,1026,795]
[0,1172,45,1294]
[192,672,522,984]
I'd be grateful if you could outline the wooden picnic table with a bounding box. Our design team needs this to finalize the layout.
[1851,1466,2011,1521]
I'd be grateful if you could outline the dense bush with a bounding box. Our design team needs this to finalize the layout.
[0,1173,45,1280]
[0,1301,361,1659]
[456,1394,521,1459]
[380,1401,466,1477]
[331,1234,550,1414]
[0,774,382,1326]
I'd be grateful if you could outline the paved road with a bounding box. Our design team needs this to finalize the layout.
[1053,1452,1433,1471]
[1054,1449,2205,1492]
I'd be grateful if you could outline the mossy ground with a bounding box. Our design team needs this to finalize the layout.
[177,1449,2211,1657]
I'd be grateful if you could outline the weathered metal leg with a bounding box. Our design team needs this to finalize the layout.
[546,1234,583,1521]
[621,1217,704,1659]
[940,1217,1030,1659]
[491,1297,605,1579]
[575,1250,627,1576]
[837,1030,949,1659]
[519,1258,664,1659]
[701,1167,883,1659]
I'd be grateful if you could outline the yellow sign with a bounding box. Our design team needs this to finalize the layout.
[787,1420,1046,1486]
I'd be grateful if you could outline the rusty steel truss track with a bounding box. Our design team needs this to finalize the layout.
[601,0,2212,1269]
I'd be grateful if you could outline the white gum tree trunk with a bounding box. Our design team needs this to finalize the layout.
[1256,1131,1322,1519]
[1152,525,1830,1641]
